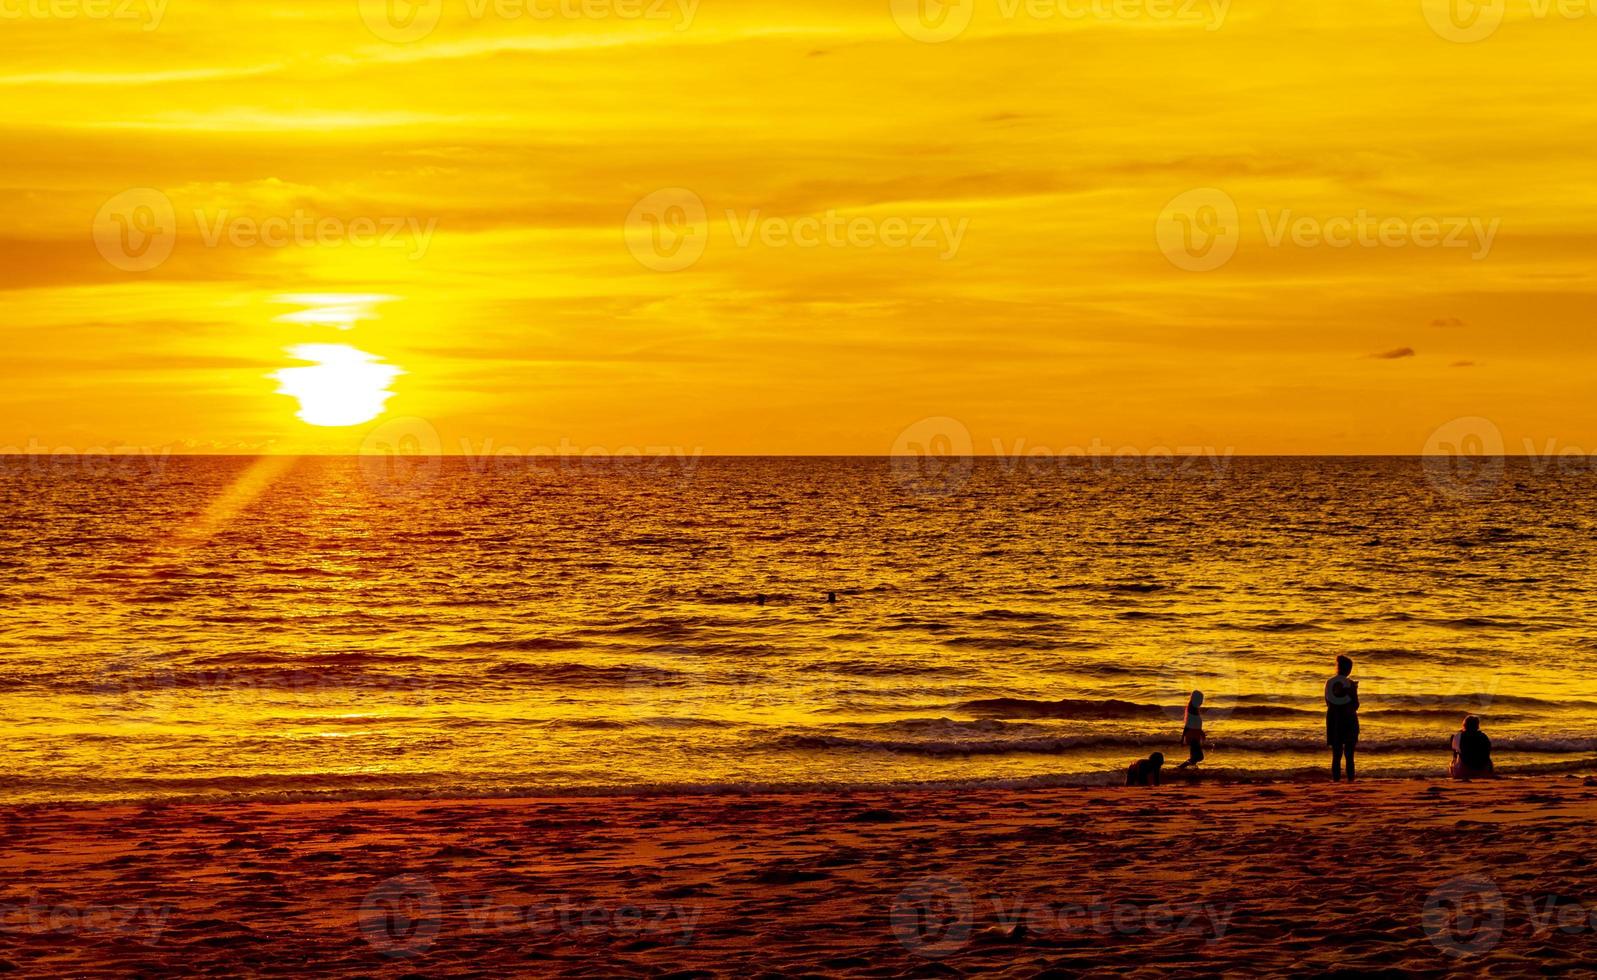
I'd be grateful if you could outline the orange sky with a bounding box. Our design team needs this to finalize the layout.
[2,0,1594,455]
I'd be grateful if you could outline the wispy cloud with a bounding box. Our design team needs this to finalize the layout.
[0,64,284,87]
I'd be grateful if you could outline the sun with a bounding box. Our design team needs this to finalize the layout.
[272,344,403,427]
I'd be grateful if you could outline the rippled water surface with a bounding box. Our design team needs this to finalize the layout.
[3,456,1595,804]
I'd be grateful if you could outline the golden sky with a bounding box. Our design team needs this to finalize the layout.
[2,0,1594,455]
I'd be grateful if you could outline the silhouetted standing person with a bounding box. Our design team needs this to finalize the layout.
[1325,655,1359,781]
[1176,690,1206,770]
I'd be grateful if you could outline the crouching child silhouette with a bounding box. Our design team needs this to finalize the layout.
[1126,752,1165,787]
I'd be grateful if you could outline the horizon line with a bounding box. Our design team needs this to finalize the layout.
[0,452,1559,459]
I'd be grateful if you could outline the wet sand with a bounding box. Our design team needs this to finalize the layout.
[3,775,1597,977]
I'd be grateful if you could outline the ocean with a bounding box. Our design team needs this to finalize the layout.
[3,454,1595,805]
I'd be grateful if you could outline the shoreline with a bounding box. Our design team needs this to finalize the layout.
[6,774,1597,975]
[6,756,1596,812]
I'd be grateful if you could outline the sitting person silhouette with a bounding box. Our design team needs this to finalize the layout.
[1449,715,1495,779]
[1126,752,1165,786]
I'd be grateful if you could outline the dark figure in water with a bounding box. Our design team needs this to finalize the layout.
[1126,752,1165,786]
[1176,690,1206,770]
[1325,655,1360,781]
[1450,715,1495,779]
[756,594,766,606]
[827,592,838,604]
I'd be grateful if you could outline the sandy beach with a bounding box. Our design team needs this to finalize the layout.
[3,774,1595,977]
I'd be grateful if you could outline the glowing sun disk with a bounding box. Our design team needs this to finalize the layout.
[272,344,402,427]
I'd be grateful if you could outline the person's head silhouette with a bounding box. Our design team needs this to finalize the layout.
[1463,714,1481,732]
[1335,655,1353,677]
